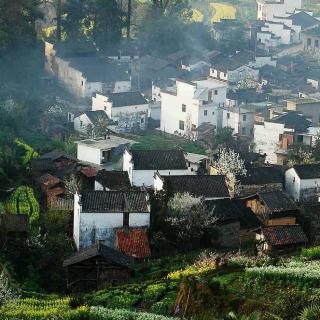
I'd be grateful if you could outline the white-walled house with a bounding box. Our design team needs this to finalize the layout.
[73,191,150,250]
[92,92,149,132]
[74,111,112,135]
[154,173,230,200]
[209,52,260,89]
[256,0,302,21]
[222,107,255,136]
[160,78,227,139]
[76,136,135,167]
[45,42,131,98]
[123,149,191,187]
[254,112,312,164]
[285,164,320,202]
[184,152,209,174]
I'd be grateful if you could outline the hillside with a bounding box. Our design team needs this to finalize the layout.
[3,248,320,319]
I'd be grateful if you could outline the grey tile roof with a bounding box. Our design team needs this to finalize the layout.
[162,175,230,198]
[293,163,320,179]
[84,111,112,125]
[258,191,297,212]
[269,112,312,131]
[62,243,133,268]
[206,199,261,229]
[40,149,77,162]
[289,11,320,30]
[238,166,283,186]
[30,158,54,172]
[303,25,320,36]
[211,51,255,72]
[107,92,148,107]
[95,170,131,191]
[131,150,187,170]
[80,191,149,213]
[0,214,29,233]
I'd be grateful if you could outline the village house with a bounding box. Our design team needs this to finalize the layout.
[254,112,312,164]
[209,51,260,89]
[244,190,299,226]
[225,89,269,108]
[306,68,320,90]
[44,42,131,98]
[94,170,131,191]
[73,111,113,136]
[73,191,150,250]
[286,98,320,126]
[205,199,261,247]
[222,106,255,136]
[254,224,307,253]
[272,10,320,43]
[184,152,209,174]
[123,149,190,187]
[76,136,135,168]
[92,91,149,132]
[160,78,227,139]
[302,25,320,52]
[154,173,230,200]
[285,163,320,202]
[237,166,284,197]
[256,0,302,21]
[63,243,133,291]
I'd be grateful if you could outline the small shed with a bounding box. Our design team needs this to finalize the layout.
[63,243,133,291]
[254,224,308,252]
[206,199,261,247]
[0,214,29,247]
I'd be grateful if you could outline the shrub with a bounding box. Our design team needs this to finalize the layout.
[300,305,320,320]
[143,283,167,302]
[301,247,320,260]
[149,292,177,316]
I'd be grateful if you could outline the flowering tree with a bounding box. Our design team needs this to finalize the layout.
[0,267,16,305]
[166,192,216,240]
[215,148,246,195]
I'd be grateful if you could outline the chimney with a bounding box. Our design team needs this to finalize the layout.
[123,194,130,231]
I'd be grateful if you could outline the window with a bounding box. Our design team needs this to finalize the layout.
[179,120,185,130]
[214,90,218,95]
[80,120,83,127]
[182,104,186,112]
[307,38,312,46]
[204,110,208,116]
[227,113,230,119]
[243,114,246,121]
[242,127,246,135]
[191,124,196,131]
[316,40,319,47]
[81,80,84,86]
[104,106,107,111]
[141,118,144,124]
[297,135,303,143]
[212,111,215,115]
[208,91,213,101]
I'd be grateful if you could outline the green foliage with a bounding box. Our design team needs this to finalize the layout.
[143,283,167,302]
[301,247,320,260]
[5,186,40,223]
[300,305,320,320]
[14,139,39,170]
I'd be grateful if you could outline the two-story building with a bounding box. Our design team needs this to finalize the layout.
[160,78,227,139]
[256,0,302,21]
[92,91,149,132]
[254,112,312,164]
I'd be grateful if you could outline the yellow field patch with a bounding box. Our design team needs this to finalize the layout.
[210,3,236,22]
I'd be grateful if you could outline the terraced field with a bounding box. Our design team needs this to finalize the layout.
[210,2,237,22]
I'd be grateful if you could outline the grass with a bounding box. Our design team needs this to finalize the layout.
[131,132,206,155]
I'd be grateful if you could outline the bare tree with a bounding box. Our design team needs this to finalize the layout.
[64,174,82,195]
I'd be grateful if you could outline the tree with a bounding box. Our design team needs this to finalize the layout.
[0,0,42,51]
[215,148,246,194]
[64,174,82,195]
[127,0,132,39]
[166,192,216,240]
[14,139,39,171]
[287,144,315,166]
[212,127,236,151]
